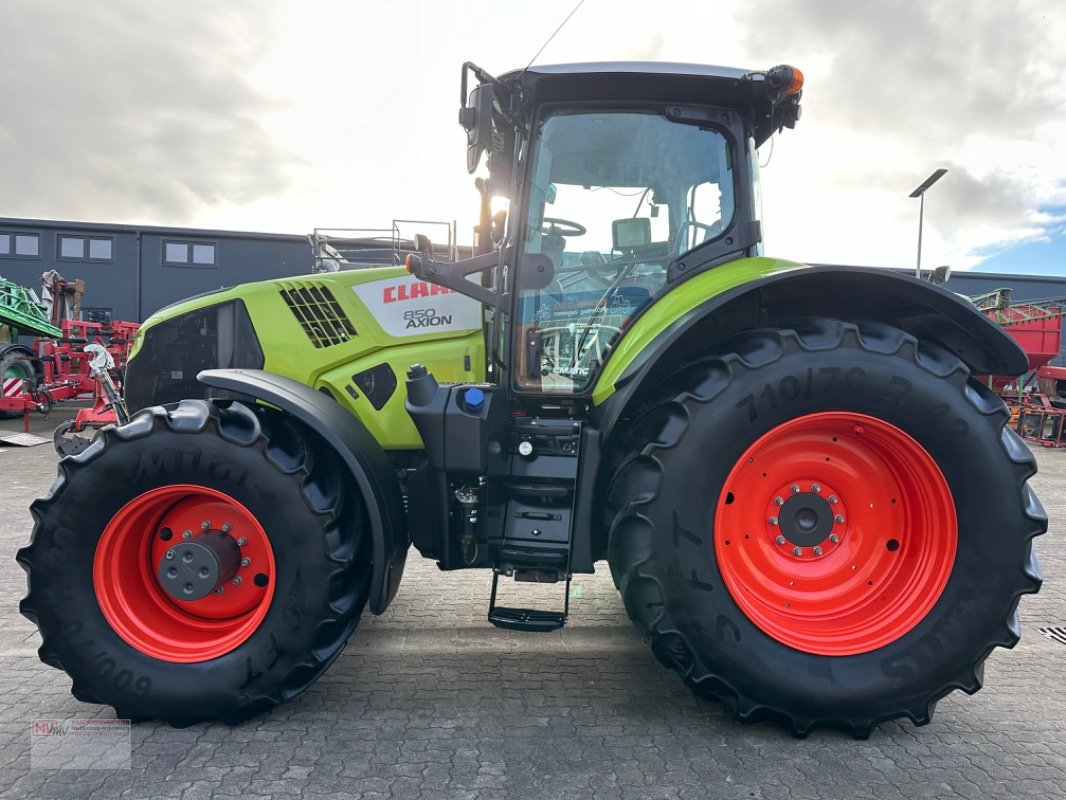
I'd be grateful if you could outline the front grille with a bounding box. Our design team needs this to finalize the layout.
[279,284,356,348]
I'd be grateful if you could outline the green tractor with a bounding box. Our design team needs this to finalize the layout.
[19,61,1045,737]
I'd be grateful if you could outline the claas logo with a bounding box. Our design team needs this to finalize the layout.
[383,281,455,304]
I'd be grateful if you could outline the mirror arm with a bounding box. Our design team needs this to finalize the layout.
[407,245,515,309]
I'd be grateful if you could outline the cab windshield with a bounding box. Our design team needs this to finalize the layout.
[514,109,735,394]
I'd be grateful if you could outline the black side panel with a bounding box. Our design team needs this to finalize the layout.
[197,368,408,614]
[596,266,1028,440]
[125,300,264,411]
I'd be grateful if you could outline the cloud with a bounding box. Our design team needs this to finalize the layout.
[733,0,1066,269]
[0,0,299,225]
[736,0,1065,143]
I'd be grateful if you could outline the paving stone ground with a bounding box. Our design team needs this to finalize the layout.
[0,407,1063,799]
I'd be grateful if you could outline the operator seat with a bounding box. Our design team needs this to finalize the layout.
[541,225,567,268]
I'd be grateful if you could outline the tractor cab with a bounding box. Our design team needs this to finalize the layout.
[444,62,803,397]
[400,62,806,626]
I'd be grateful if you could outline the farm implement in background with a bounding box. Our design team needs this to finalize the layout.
[0,274,136,449]
[974,289,1066,446]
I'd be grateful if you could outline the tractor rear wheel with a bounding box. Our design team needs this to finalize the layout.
[18,399,370,725]
[605,318,1045,737]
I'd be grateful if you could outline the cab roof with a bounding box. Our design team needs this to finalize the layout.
[498,61,800,146]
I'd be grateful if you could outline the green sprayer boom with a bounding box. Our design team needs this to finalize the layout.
[0,276,62,339]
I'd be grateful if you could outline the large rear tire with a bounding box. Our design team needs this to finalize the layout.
[605,319,1045,737]
[18,399,370,725]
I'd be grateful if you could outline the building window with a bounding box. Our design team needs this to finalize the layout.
[58,235,113,262]
[0,232,40,258]
[163,239,217,268]
[89,238,112,260]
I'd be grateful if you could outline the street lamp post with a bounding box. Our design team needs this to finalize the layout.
[909,169,948,279]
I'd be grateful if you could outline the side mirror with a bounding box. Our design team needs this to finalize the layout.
[414,233,435,258]
[516,254,555,291]
[459,83,495,174]
[931,265,951,285]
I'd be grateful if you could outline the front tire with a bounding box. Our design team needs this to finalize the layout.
[606,319,1045,737]
[18,399,370,725]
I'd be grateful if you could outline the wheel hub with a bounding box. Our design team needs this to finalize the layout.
[778,492,833,547]
[767,480,847,558]
[158,530,241,601]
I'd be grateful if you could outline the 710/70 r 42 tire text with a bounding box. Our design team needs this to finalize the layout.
[606,318,1045,737]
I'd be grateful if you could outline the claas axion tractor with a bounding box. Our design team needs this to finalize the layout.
[19,61,1045,737]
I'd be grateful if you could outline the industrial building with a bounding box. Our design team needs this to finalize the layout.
[0,217,311,323]
[1,215,1063,365]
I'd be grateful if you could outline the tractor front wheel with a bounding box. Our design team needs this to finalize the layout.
[606,319,1045,737]
[18,399,370,725]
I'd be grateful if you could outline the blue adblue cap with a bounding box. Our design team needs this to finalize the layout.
[463,387,485,413]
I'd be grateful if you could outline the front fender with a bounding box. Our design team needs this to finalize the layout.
[198,368,407,614]
[593,263,1026,437]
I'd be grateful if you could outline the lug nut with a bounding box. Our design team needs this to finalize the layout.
[236,537,247,547]
[775,535,786,545]
[769,516,779,526]
[835,514,845,524]
[774,496,784,506]
[828,496,838,505]
[241,557,251,567]
[813,546,823,556]
[790,484,800,494]
[231,577,242,586]
[200,520,211,530]
[793,547,803,557]
[829,534,839,543]
[165,551,174,560]
[812,484,821,493]
[182,530,192,539]
[214,587,224,595]
[221,523,232,533]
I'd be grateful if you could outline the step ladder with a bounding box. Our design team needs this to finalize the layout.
[487,570,570,632]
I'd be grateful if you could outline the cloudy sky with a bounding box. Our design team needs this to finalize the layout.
[1,0,1064,274]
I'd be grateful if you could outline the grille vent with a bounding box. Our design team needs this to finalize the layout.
[1038,627,1066,646]
[279,284,356,348]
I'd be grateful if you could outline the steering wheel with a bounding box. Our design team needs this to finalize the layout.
[541,217,586,237]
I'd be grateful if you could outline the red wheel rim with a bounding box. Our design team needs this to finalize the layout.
[714,412,956,656]
[94,485,276,663]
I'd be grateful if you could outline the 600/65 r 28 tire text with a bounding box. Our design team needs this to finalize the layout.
[17,399,370,726]
[606,318,1045,737]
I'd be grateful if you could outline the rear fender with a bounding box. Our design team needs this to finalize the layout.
[198,368,407,614]
[594,265,1027,439]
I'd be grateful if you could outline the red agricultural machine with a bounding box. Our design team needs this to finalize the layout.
[975,289,1066,445]
[0,273,136,447]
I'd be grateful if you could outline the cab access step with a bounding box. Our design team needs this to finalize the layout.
[487,570,571,632]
